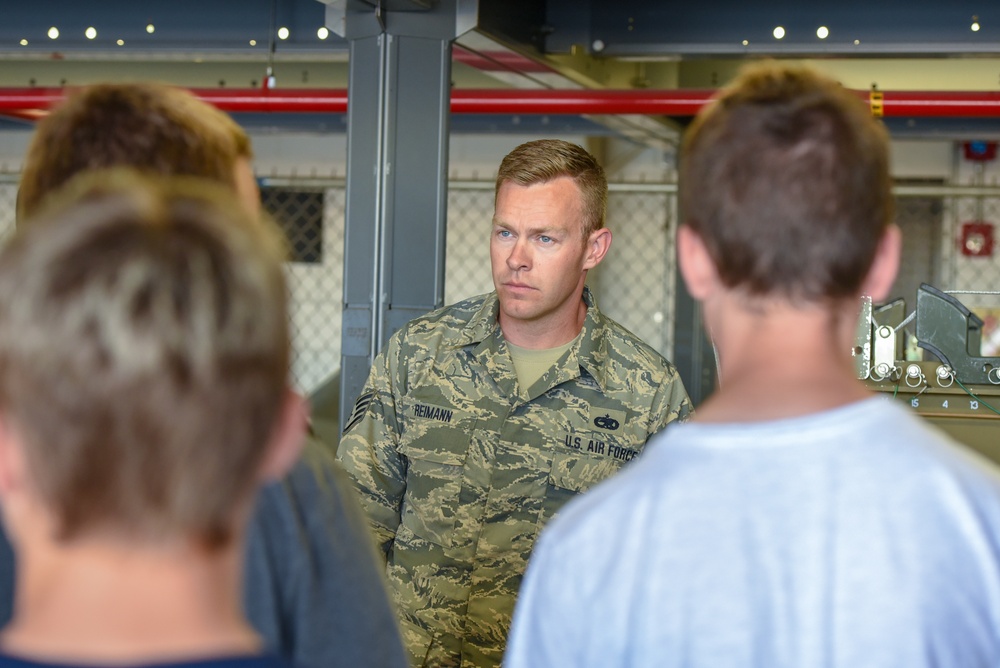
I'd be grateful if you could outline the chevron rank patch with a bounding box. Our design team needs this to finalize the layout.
[343,391,375,434]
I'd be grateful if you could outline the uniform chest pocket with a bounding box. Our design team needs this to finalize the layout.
[397,398,472,548]
[537,451,625,530]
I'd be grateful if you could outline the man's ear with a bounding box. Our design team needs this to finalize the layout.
[582,227,612,271]
[257,389,308,482]
[861,224,902,302]
[0,415,28,499]
[677,225,718,301]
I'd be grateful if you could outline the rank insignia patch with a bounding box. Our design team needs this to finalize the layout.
[343,391,375,434]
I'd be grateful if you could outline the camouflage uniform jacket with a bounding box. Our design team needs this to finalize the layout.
[337,288,692,668]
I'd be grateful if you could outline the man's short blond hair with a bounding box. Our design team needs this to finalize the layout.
[495,139,608,238]
[18,82,252,222]
[0,171,288,550]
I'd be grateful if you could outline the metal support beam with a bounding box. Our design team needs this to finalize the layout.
[321,0,477,434]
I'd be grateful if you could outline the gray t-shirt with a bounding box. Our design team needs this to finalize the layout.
[507,399,1000,668]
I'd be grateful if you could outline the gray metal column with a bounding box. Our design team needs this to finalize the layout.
[324,0,477,431]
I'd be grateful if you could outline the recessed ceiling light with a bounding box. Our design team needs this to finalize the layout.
[249,39,257,46]
[146,24,155,34]
[47,27,59,40]
[277,27,289,40]
[19,39,28,46]
[773,26,785,40]
[742,39,749,46]
[317,26,329,40]
[117,39,124,46]
[972,21,981,32]
[817,26,829,39]
[85,27,97,40]
[854,39,860,45]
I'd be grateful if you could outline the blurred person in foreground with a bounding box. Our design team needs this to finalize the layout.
[0,172,302,666]
[337,139,692,667]
[506,63,1000,668]
[13,83,406,668]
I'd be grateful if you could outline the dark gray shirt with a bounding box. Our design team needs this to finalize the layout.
[0,435,407,668]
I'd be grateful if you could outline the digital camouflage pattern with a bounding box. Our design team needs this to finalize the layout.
[337,288,692,667]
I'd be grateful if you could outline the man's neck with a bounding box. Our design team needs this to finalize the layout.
[499,297,588,350]
[694,293,871,423]
[2,536,258,664]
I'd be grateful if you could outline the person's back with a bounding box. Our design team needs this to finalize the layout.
[506,63,1000,668]
[12,82,406,668]
[509,400,1000,667]
[0,173,301,667]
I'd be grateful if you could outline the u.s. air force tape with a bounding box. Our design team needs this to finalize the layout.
[343,391,375,434]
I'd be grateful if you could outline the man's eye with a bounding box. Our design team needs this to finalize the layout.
[498,230,511,238]
[539,235,553,244]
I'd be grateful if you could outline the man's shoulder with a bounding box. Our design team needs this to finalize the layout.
[875,400,1000,484]
[389,293,492,350]
[410,293,490,326]
[591,309,677,377]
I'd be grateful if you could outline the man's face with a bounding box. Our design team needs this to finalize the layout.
[491,177,599,338]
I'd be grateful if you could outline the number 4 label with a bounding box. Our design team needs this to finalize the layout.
[942,400,949,409]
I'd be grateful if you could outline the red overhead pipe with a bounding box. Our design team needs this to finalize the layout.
[0,88,351,114]
[3,87,1000,118]
[867,90,1000,117]
[451,88,714,115]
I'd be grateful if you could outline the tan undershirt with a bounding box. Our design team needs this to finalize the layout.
[507,334,580,390]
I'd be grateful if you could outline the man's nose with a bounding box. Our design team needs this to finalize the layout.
[506,238,530,271]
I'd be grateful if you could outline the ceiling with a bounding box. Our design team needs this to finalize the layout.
[0,0,998,140]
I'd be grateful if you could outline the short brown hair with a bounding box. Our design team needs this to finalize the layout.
[18,82,252,221]
[496,139,608,237]
[0,171,288,550]
[680,63,893,302]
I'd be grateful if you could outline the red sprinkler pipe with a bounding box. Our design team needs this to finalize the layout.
[3,87,1000,118]
[0,88,352,114]
[450,88,714,115]
[872,90,1000,117]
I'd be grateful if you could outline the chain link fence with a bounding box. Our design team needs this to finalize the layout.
[262,181,346,393]
[5,172,1000,391]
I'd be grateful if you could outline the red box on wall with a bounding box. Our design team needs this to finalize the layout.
[964,141,998,162]
[961,221,995,257]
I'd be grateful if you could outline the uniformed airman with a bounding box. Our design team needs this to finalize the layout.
[338,138,693,668]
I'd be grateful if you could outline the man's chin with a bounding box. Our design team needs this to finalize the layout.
[499,302,541,323]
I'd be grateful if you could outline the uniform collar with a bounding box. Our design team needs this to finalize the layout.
[574,287,610,392]
[458,286,611,395]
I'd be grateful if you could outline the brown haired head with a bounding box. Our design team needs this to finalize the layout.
[679,62,893,303]
[18,82,252,222]
[0,170,288,550]
[496,139,608,238]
